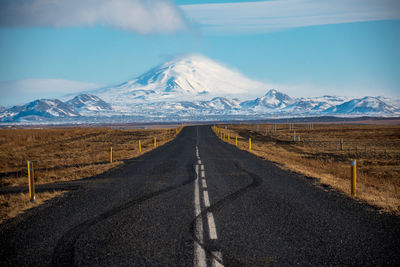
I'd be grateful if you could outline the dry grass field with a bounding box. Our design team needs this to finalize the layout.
[0,127,181,223]
[214,123,400,214]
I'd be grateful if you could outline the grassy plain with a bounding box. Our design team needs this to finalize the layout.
[0,127,180,222]
[215,123,400,214]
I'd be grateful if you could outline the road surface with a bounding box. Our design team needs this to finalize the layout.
[1,125,399,266]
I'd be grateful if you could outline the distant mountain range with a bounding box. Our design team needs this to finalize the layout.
[1,55,399,123]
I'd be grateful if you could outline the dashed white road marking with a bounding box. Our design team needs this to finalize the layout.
[201,179,207,189]
[194,144,223,267]
[207,212,218,240]
[194,163,206,267]
[203,191,210,208]
[194,166,201,216]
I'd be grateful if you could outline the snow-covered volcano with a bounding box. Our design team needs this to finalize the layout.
[1,54,399,123]
[90,54,266,110]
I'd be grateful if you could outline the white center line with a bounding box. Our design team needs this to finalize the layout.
[207,212,218,240]
[194,145,224,267]
[203,191,210,208]
[194,163,206,267]
[201,179,207,189]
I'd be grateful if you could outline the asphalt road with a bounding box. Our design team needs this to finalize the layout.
[1,125,399,266]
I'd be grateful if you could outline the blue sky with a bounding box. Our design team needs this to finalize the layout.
[0,0,399,106]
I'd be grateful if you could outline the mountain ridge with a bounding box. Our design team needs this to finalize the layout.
[1,55,399,123]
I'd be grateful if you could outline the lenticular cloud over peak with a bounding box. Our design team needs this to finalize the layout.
[0,0,187,34]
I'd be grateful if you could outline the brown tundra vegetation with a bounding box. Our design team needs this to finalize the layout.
[214,123,400,215]
[0,127,180,222]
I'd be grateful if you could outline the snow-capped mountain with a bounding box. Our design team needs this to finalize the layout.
[89,54,266,111]
[205,97,242,110]
[324,96,397,114]
[282,95,350,113]
[1,99,80,122]
[66,94,112,114]
[241,89,295,110]
[1,54,399,123]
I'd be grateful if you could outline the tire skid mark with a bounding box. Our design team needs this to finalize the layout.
[190,161,263,266]
[52,166,196,266]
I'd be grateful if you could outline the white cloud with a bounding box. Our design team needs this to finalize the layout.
[0,79,102,106]
[0,0,187,34]
[180,0,400,34]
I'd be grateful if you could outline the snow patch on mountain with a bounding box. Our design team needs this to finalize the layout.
[66,94,112,115]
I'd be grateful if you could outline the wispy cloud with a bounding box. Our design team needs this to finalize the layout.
[0,79,102,106]
[180,0,400,34]
[0,0,187,34]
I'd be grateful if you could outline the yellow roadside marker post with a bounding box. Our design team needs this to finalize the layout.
[249,138,252,151]
[139,140,142,153]
[110,147,113,163]
[27,161,35,202]
[154,137,157,148]
[228,133,230,143]
[235,136,238,146]
[351,160,356,197]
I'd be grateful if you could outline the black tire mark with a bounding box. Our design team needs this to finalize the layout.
[51,164,196,266]
[190,161,263,267]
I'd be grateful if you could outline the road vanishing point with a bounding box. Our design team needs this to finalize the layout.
[1,126,400,266]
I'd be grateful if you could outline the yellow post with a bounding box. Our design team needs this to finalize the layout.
[176,128,178,134]
[220,131,222,138]
[154,137,157,148]
[27,161,35,202]
[351,160,356,197]
[139,140,142,153]
[110,147,113,163]
[235,136,238,146]
[228,133,230,143]
[249,138,252,151]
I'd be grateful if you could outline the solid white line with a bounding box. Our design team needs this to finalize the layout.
[212,251,224,267]
[202,179,207,189]
[200,165,204,171]
[194,166,206,267]
[201,170,205,178]
[207,212,218,240]
[203,191,210,208]
[198,160,202,165]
